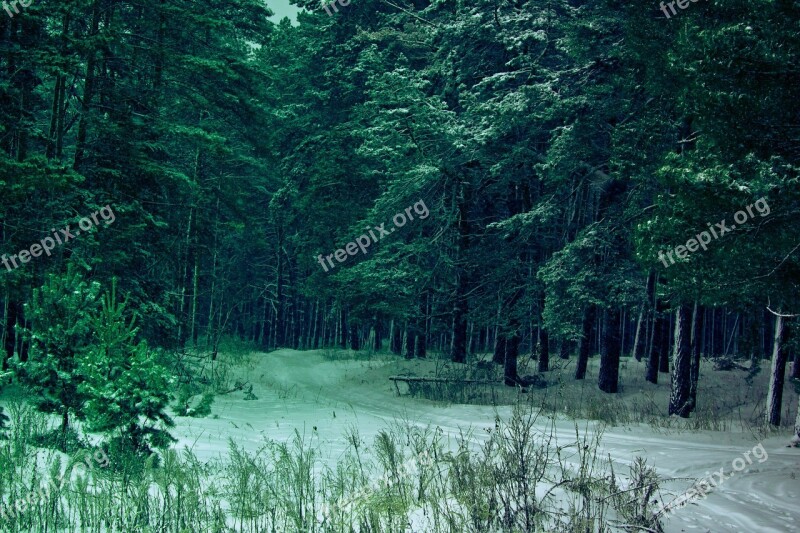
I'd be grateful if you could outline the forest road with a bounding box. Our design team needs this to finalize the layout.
[172,349,800,533]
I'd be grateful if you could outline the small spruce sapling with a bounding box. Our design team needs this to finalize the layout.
[15,268,101,450]
[79,279,175,455]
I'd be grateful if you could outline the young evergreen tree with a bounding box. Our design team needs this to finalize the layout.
[15,268,101,450]
[80,280,175,454]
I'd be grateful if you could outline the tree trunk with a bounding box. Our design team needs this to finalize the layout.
[4,301,18,364]
[405,324,415,359]
[576,305,595,380]
[493,336,507,365]
[73,0,102,170]
[60,409,69,452]
[349,323,360,351]
[766,315,788,426]
[339,308,347,349]
[559,340,570,359]
[450,183,470,364]
[632,306,645,362]
[598,307,621,393]
[647,305,667,384]
[689,301,703,411]
[415,334,427,358]
[634,271,656,362]
[416,293,429,357]
[504,332,520,386]
[669,305,693,417]
[659,317,671,373]
[373,321,382,351]
[793,393,800,446]
[390,320,402,355]
[537,327,549,373]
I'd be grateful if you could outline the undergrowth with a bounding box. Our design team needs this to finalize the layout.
[0,402,664,532]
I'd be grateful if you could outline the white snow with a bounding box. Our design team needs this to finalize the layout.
[167,349,800,533]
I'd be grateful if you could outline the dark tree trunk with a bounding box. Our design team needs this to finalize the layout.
[373,322,382,351]
[339,308,348,349]
[451,296,468,363]
[647,303,668,384]
[712,308,725,357]
[4,301,18,364]
[559,340,570,359]
[576,305,595,380]
[766,315,788,426]
[632,306,645,362]
[451,183,470,364]
[634,271,656,362]
[537,327,549,373]
[390,320,402,355]
[493,334,507,365]
[416,293,429,357]
[405,324,415,360]
[669,305,693,417]
[415,331,427,358]
[689,302,704,411]
[504,332,520,386]
[598,307,621,393]
[349,323,360,351]
[659,318,671,373]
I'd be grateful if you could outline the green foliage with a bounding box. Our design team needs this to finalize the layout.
[79,280,175,455]
[175,385,215,418]
[15,268,101,447]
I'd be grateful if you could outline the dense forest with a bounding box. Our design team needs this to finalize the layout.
[2,0,800,427]
[0,0,799,515]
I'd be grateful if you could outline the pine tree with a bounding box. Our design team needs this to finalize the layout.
[79,280,175,454]
[15,268,101,450]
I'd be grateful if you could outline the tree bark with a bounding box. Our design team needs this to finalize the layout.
[493,335,506,365]
[504,332,520,386]
[349,323,360,351]
[689,301,703,411]
[390,320,402,354]
[766,315,788,426]
[669,305,693,417]
[576,305,595,380]
[632,306,645,362]
[659,317,671,373]
[793,393,800,446]
[634,271,656,362]
[647,305,667,384]
[598,307,621,393]
[338,307,347,349]
[373,321,382,351]
[450,182,470,364]
[405,323,415,360]
[559,340,570,359]
[537,326,549,373]
[73,0,102,170]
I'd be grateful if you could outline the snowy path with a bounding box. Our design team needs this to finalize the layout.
[172,350,800,533]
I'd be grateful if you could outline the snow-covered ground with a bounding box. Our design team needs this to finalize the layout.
[170,349,800,533]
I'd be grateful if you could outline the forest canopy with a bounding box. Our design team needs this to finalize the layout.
[0,0,798,428]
